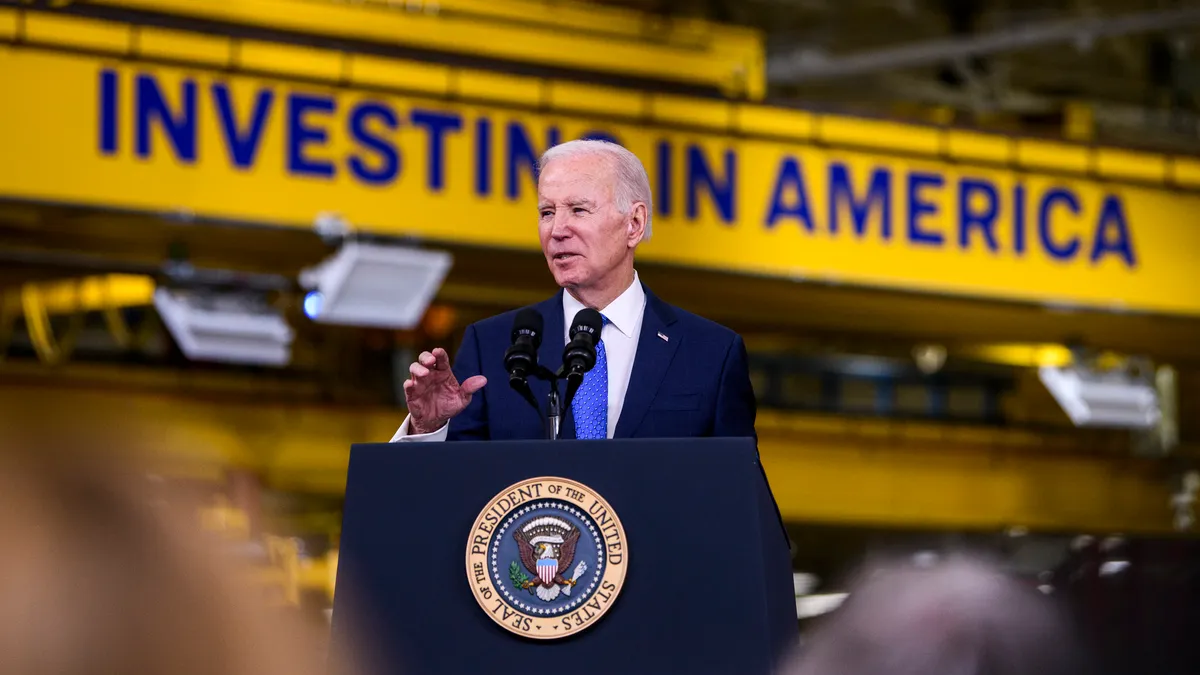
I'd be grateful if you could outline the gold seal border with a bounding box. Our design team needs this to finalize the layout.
[465,476,628,640]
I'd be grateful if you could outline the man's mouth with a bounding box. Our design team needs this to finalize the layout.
[552,253,579,261]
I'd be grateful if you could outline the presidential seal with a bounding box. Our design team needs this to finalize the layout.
[466,477,627,640]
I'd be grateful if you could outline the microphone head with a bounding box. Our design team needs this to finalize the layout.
[511,308,544,348]
[568,308,603,342]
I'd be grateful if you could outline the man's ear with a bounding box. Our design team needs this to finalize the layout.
[627,202,648,246]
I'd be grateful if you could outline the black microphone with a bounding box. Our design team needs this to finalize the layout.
[504,308,543,386]
[562,308,603,379]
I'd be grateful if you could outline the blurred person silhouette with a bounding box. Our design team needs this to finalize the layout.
[783,554,1086,675]
[0,449,352,675]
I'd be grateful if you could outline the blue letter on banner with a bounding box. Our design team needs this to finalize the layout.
[656,140,673,218]
[1013,183,1027,255]
[1038,188,1082,261]
[958,178,1000,252]
[475,118,492,196]
[907,172,945,246]
[410,109,463,191]
[829,163,891,239]
[1090,195,1136,267]
[686,145,736,223]
[765,156,814,232]
[99,69,119,155]
[212,83,274,170]
[135,74,197,162]
[348,101,400,185]
[287,93,336,178]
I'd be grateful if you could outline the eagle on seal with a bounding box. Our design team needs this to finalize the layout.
[513,516,588,602]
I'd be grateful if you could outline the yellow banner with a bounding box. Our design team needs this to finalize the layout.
[2,48,1198,316]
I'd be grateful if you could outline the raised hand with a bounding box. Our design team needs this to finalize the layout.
[403,347,487,435]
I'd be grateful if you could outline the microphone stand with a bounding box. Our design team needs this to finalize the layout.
[542,366,586,441]
[545,387,561,440]
[519,365,567,441]
[511,351,591,441]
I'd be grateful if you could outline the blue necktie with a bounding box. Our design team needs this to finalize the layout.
[573,316,608,440]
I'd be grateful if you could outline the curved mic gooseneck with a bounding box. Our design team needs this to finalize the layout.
[503,307,603,439]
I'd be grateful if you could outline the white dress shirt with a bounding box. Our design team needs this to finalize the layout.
[391,271,646,442]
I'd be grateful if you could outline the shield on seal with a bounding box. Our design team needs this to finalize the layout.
[537,558,558,584]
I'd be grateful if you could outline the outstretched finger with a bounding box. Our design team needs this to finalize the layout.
[432,347,452,372]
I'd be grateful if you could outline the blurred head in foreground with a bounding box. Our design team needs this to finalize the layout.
[785,555,1083,675]
[0,451,328,675]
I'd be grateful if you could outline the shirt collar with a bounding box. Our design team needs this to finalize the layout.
[562,270,645,339]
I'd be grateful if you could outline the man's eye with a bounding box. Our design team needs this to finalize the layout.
[539,210,553,218]
[572,207,588,214]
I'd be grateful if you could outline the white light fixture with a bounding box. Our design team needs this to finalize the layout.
[153,288,293,366]
[1099,560,1130,576]
[796,593,849,619]
[1039,364,1161,429]
[793,572,818,597]
[300,242,452,329]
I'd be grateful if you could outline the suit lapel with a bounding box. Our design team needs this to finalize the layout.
[526,292,564,431]
[614,287,680,438]
[536,290,565,372]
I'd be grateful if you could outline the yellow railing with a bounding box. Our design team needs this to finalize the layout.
[0,275,155,364]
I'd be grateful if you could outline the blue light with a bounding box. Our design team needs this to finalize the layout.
[303,290,323,319]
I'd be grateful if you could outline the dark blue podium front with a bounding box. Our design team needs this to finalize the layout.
[330,438,797,675]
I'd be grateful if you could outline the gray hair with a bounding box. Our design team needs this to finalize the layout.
[538,139,653,241]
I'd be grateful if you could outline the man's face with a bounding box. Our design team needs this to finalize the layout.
[537,153,639,291]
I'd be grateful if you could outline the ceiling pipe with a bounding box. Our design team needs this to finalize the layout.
[769,7,1200,83]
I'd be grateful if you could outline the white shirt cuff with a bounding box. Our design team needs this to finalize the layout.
[390,415,449,442]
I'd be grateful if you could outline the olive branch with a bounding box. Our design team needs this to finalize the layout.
[509,561,533,594]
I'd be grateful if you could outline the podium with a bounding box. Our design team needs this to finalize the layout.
[330,438,797,675]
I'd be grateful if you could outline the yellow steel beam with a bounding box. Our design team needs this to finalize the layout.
[757,410,1180,534]
[0,378,1189,535]
[74,0,765,99]
[3,8,1192,191]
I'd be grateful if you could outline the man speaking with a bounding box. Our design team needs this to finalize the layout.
[391,139,755,442]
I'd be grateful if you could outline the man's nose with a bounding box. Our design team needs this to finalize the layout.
[550,212,574,239]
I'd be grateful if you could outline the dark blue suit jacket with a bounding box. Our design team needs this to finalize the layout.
[446,284,756,440]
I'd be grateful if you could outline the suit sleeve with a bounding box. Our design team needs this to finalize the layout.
[446,323,490,441]
[713,334,757,439]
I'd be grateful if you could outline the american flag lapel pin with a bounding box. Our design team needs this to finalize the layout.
[657,332,669,342]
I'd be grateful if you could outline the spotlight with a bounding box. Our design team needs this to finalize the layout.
[303,290,324,319]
